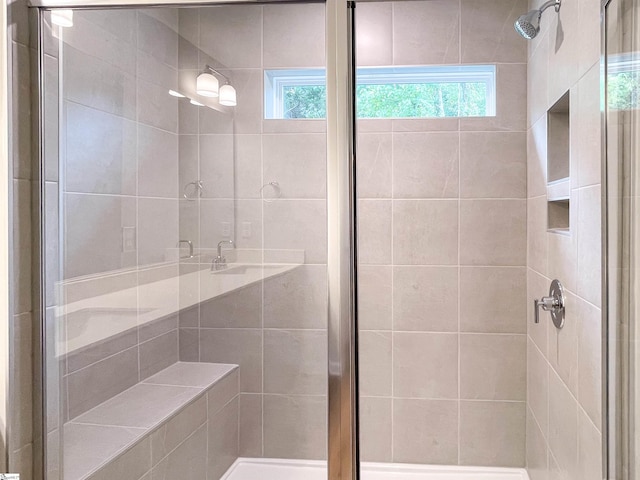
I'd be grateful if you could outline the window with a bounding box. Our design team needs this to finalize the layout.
[608,53,640,110]
[264,65,496,119]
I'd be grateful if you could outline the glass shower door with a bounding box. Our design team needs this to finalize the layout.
[39,3,335,479]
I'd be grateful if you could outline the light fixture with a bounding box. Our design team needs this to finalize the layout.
[219,84,237,107]
[190,99,204,107]
[51,9,74,27]
[168,90,185,98]
[196,72,219,98]
[196,65,237,106]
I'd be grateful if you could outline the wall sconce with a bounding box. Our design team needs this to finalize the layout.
[51,9,74,27]
[196,65,237,106]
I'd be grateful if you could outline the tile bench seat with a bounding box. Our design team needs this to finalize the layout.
[63,362,240,480]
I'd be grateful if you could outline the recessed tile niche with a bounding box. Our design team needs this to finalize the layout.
[547,92,570,234]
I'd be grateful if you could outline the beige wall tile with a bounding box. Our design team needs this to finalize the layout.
[65,102,137,195]
[228,69,263,134]
[460,334,526,401]
[528,116,548,199]
[199,134,234,199]
[264,265,327,329]
[138,125,178,198]
[460,132,527,199]
[10,313,32,449]
[198,5,262,68]
[64,46,136,120]
[263,394,327,460]
[138,12,178,68]
[356,3,393,67]
[460,267,527,333]
[264,329,327,395]
[547,291,578,395]
[357,133,392,199]
[150,396,207,464]
[138,198,178,266]
[393,266,458,332]
[392,1,460,65]
[547,0,581,105]
[527,195,549,275]
[460,0,528,63]
[263,133,326,199]
[207,398,239,480]
[548,370,578,479]
[358,200,392,265]
[393,332,457,399]
[459,401,525,467]
[577,185,602,307]
[528,32,549,127]
[264,199,327,264]
[199,329,262,393]
[577,408,602,480]
[198,199,234,249]
[460,199,526,266]
[393,132,459,199]
[577,299,602,430]
[357,266,392,331]
[574,64,601,188]
[65,193,136,278]
[528,269,550,357]
[66,347,139,419]
[360,397,392,462]
[139,330,178,380]
[88,435,151,480]
[200,282,262,329]
[393,200,459,265]
[12,179,31,312]
[235,135,262,199]
[137,77,178,135]
[526,408,548,480]
[239,394,263,457]
[263,4,325,68]
[393,399,458,464]
[359,331,392,397]
[527,338,549,438]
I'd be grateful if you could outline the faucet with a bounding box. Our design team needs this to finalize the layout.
[212,240,234,271]
[177,239,194,259]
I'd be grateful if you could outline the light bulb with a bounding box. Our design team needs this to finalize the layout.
[51,9,73,27]
[190,99,204,107]
[219,84,237,107]
[196,72,219,98]
[168,90,185,98]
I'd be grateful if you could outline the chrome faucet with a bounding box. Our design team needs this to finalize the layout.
[212,240,234,271]
[177,239,194,259]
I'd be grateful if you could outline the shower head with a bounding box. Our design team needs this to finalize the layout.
[514,0,561,40]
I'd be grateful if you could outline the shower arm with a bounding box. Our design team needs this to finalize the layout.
[539,0,561,14]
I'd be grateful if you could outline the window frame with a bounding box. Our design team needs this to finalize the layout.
[264,65,497,119]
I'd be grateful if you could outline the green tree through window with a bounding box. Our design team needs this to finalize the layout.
[281,82,488,119]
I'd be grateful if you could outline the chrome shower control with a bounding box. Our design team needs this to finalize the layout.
[534,279,565,329]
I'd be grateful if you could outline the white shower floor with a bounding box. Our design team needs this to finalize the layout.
[221,458,530,480]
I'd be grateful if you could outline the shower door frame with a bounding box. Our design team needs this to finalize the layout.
[30,1,359,479]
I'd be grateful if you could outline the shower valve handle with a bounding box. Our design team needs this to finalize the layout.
[533,279,565,329]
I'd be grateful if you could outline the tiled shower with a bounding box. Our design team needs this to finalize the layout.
[4,0,604,479]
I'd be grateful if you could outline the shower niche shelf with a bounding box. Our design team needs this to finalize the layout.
[546,92,571,234]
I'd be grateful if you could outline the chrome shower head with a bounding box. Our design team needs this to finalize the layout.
[514,0,561,40]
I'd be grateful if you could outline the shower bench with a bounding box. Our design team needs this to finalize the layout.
[62,361,240,480]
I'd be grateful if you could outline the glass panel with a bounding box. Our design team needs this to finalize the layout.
[606,0,640,476]
[355,0,529,475]
[41,4,328,479]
